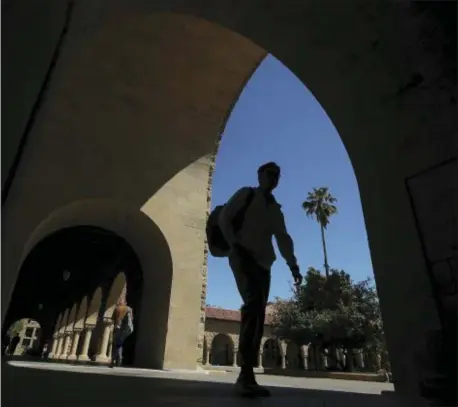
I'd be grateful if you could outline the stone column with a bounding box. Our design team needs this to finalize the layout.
[54,335,64,359]
[95,321,112,364]
[67,329,82,361]
[48,335,59,359]
[355,349,365,369]
[78,326,94,362]
[375,353,382,371]
[204,347,210,366]
[257,352,263,369]
[302,349,309,370]
[59,334,71,359]
[281,354,286,369]
[232,349,238,367]
[321,352,328,370]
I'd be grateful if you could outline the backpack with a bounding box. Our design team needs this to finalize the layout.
[206,188,255,257]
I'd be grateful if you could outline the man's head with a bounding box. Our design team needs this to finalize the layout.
[257,162,281,192]
[117,297,127,307]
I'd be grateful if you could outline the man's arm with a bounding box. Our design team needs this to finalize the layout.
[273,207,298,269]
[219,187,252,248]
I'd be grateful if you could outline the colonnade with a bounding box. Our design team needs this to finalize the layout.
[48,272,128,365]
[48,319,115,363]
[203,333,384,372]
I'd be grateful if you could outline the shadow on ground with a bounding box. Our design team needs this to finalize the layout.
[263,367,387,382]
[1,362,400,407]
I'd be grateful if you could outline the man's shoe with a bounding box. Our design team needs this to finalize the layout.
[250,383,271,398]
[247,373,271,398]
[234,377,258,398]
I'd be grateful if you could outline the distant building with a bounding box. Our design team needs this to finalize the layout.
[9,319,41,356]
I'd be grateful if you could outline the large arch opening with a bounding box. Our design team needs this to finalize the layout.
[210,334,234,366]
[3,226,143,366]
[203,52,395,379]
[285,342,301,370]
[4,199,175,369]
[262,338,281,368]
[4,318,42,357]
[2,2,455,404]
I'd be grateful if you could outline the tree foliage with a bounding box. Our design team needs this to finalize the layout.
[7,319,27,338]
[302,187,337,276]
[302,188,338,229]
[271,267,385,369]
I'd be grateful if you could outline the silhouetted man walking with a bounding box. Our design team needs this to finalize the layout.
[215,162,302,397]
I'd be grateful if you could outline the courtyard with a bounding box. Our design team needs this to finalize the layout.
[2,360,403,407]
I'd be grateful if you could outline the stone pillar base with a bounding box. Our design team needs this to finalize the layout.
[78,355,90,362]
[67,354,78,361]
[95,355,110,364]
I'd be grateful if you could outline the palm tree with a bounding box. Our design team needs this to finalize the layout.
[302,187,338,277]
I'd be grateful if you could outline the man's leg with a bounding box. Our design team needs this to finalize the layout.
[253,271,271,369]
[229,254,271,396]
[110,329,120,367]
[116,342,123,367]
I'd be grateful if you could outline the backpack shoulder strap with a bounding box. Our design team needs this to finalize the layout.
[246,187,256,203]
[232,187,256,231]
[239,187,255,213]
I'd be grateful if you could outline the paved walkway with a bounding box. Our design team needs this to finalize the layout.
[3,360,402,407]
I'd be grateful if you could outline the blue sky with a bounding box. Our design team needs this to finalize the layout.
[206,55,374,310]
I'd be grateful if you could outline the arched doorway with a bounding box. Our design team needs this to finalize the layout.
[285,341,301,370]
[308,344,319,371]
[3,226,143,365]
[263,338,280,368]
[5,318,41,356]
[211,334,234,366]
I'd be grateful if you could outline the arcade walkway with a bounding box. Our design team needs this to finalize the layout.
[3,360,411,407]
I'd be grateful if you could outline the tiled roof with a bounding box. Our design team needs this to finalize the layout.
[205,307,273,325]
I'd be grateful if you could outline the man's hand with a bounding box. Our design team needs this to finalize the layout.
[290,265,302,287]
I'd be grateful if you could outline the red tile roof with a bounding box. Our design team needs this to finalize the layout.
[205,307,273,325]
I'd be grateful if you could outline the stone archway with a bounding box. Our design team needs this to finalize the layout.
[5,318,41,356]
[4,200,173,369]
[285,341,301,370]
[211,334,234,366]
[263,338,281,368]
[2,2,456,403]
